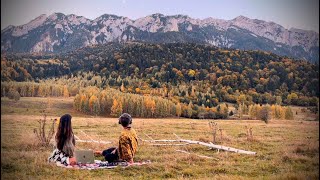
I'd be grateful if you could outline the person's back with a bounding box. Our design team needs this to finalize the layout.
[96,113,138,164]
[118,126,138,163]
[48,114,76,166]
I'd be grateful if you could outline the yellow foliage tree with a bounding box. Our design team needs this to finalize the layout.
[38,85,44,97]
[188,69,196,78]
[89,95,98,113]
[279,106,286,119]
[144,97,156,117]
[285,106,294,120]
[135,88,140,94]
[120,83,125,92]
[270,105,276,119]
[176,103,182,117]
[111,98,123,117]
[63,85,69,98]
[237,94,246,105]
[187,101,193,118]
[190,86,196,97]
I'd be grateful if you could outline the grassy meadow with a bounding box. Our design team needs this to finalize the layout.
[1,97,319,179]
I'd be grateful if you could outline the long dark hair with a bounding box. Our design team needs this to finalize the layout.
[56,114,75,156]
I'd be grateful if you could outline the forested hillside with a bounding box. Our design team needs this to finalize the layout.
[1,42,319,113]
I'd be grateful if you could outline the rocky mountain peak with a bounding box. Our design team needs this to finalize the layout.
[1,12,319,62]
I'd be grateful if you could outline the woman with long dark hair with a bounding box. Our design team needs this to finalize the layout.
[48,114,76,166]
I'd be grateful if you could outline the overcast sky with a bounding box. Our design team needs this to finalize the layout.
[1,0,319,32]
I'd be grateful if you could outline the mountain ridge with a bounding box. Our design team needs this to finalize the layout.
[1,12,319,62]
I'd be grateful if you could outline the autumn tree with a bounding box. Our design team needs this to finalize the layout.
[120,83,125,92]
[80,94,89,113]
[187,101,193,118]
[176,103,182,117]
[111,98,123,117]
[285,106,294,120]
[286,93,298,105]
[144,97,156,117]
[219,103,229,119]
[276,96,282,105]
[8,89,20,102]
[92,99,100,116]
[259,105,270,123]
[63,85,69,98]
[89,95,99,115]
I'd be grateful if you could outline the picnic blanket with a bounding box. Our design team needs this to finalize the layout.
[56,160,151,170]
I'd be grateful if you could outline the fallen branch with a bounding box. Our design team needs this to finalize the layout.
[75,133,111,144]
[76,139,111,144]
[143,133,154,141]
[141,139,183,143]
[141,134,189,146]
[80,130,96,141]
[173,133,181,139]
[176,150,219,160]
[141,134,256,155]
[151,143,190,146]
[174,133,256,155]
[74,134,80,140]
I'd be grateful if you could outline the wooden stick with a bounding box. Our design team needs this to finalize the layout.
[80,130,95,141]
[151,143,190,146]
[140,139,182,143]
[74,134,81,140]
[173,133,181,139]
[76,133,111,144]
[177,138,256,155]
[143,133,154,141]
[176,150,219,160]
[140,134,256,155]
[76,139,111,144]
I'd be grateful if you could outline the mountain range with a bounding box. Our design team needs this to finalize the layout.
[1,13,319,63]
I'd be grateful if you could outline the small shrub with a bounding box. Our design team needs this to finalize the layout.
[8,89,20,102]
[295,146,304,154]
[209,121,218,143]
[238,132,247,137]
[285,107,294,120]
[260,106,270,123]
[197,112,205,119]
[33,114,57,147]
[282,155,292,163]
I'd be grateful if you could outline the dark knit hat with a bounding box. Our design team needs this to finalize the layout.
[118,113,132,127]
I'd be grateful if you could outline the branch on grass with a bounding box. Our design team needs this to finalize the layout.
[151,143,190,146]
[76,139,111,144]
[75,133,111,144]
[140,133,189,146]
[176,150,219,160]
[80,130,95,141]
[141,139,183,143]
[139,133,256,155]
[173,133,256,155]
[143,133,154,141]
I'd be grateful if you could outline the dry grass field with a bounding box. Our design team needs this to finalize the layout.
[1,97,319,179]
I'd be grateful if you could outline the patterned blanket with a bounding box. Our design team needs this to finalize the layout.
[57,160,151,170]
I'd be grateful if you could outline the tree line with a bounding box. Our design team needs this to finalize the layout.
[72,86,232,119]
[2,80,304,121]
